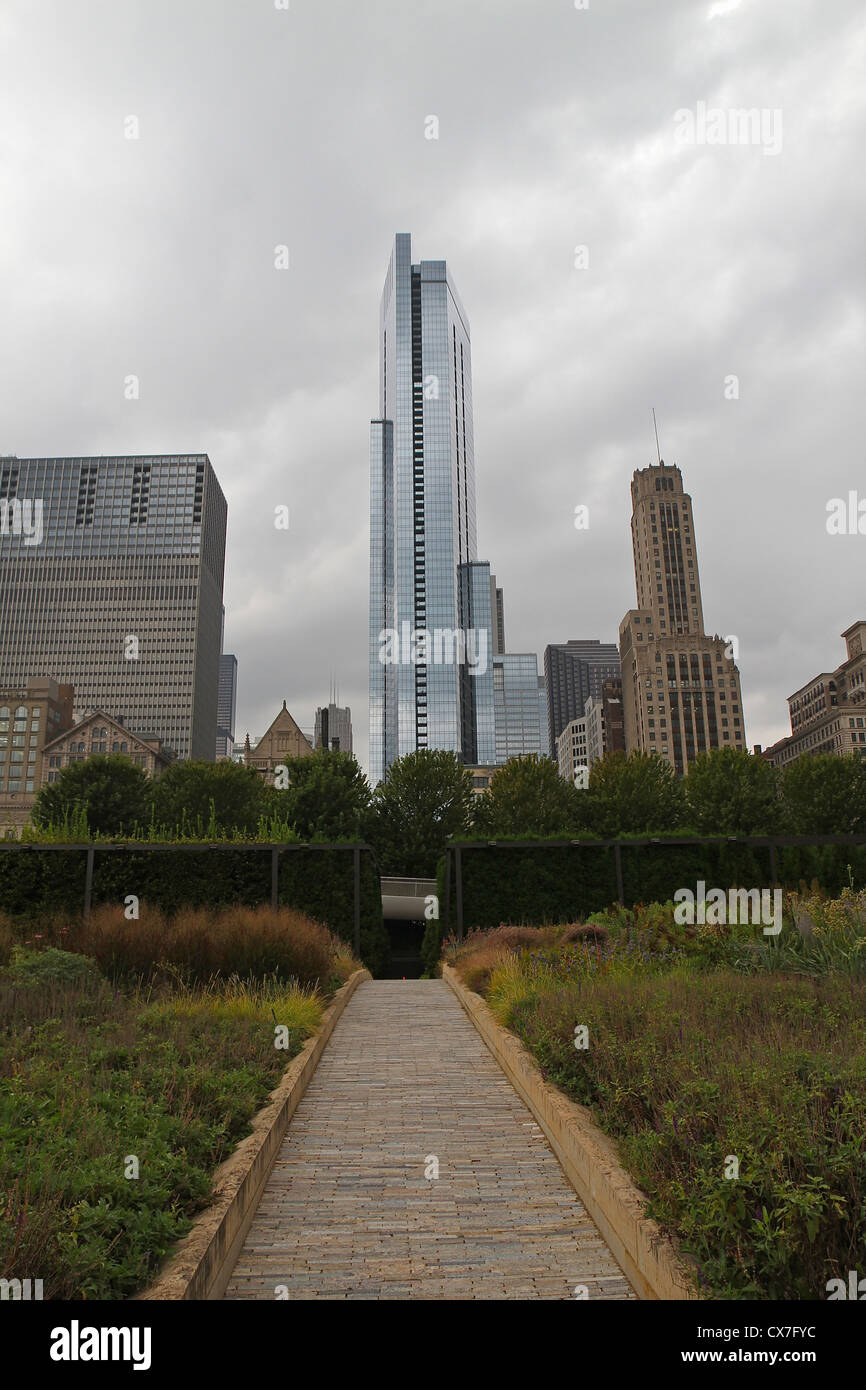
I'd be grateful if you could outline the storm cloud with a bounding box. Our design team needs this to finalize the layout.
[1,0,864,773]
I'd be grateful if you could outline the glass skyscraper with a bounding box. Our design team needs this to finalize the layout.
[0,454,227,760]
[493,654,547,762]
[369,234,495,784]
[216,653,238,758]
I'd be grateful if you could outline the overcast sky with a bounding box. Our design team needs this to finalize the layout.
[2,0,864,777]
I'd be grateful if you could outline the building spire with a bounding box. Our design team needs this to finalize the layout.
[652,407,662,465]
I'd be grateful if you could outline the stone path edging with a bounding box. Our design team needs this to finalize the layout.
[138,967,371,1301]
[442,964,700,1301]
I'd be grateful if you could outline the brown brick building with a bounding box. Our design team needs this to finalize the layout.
[42,709,172,784]
[762,621,866,768]
[243,701,314,784]
[0,677,74,834]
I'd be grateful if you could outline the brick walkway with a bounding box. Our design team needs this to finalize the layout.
[224,979,635,1300]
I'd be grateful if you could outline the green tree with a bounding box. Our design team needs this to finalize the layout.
[364,749,474,875]
[780,754,866,834]
[267,750,371,840]
[473,755,582,837]
[585,750,685,836]
[31,754,149,837]
[149,759,268,837]
[685,746,780,834]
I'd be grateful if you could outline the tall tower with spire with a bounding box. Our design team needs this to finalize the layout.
[618,460,746,775]
[368,233,496,784]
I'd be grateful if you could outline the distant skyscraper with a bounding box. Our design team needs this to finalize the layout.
[0,454,227,760]
[544,639,621,754]
[493,653,546,761]
[537,675,550,758]
[315,702,353,753]
[618,460,745,774]
[490,573,505,656]
[216,653,238,758]
[369,234,495,783]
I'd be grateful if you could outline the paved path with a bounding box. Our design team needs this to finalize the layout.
[224,980,635,1300]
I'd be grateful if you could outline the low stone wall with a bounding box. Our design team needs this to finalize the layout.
[443,964,699,1301]
[139,967,370,1301]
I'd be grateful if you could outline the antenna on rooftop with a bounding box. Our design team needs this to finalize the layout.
[652,408,662,465]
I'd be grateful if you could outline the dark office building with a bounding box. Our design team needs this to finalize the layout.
[0,454,227,760]
[315,702,353,754]
[543,639,621,754]
[216,653,238,758]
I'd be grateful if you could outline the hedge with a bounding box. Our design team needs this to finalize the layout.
[432,836,866,945]
[0,842,389,977]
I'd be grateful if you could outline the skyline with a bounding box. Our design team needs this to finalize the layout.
[2,0,864,779]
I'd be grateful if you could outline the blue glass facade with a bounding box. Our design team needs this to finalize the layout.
[458,561,495,766]
[369,235,494,784]
[493,654,547,762]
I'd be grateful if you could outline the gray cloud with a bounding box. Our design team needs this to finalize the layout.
[2,0,864,773]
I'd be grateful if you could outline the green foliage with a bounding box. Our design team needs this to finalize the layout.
[472,755,582,836]
[685,747,781,835]
[148,759,269,837]
[365,749,474,875]
[0,971,322,1299]
[21,805,90,843]
[781,754,866,834]
[619,839,772,908]
[586,750,686,835]
[440,842,619,931]
[721,887,866,979]
[265,751,371,840]
[8,947,99,987]
[439,835,866,934]
[31,755,149,837]
[466,944,866,1299]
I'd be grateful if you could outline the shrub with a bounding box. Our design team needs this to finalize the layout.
[75,903,341,988]
[452,924,553,994]
[439,839,866,933]
[561,922,609,945]
[9,947,99,987]
[30,755,149,837]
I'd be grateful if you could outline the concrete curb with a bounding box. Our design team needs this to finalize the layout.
[443,964,700,1301]
[138,967,371,1301]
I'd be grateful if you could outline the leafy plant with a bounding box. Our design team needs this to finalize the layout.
[8,946,99,987]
